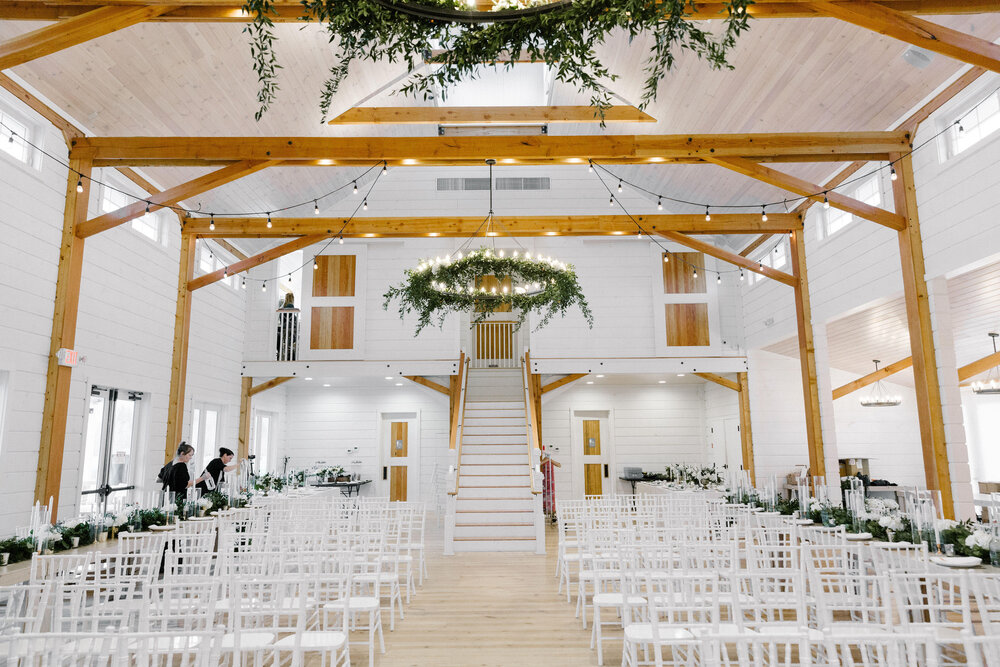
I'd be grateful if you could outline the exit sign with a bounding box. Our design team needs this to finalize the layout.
[56,348,78,367]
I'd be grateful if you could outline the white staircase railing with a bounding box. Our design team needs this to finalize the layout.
[444,354,471,556]
[471,319,520,369]
[522,353,546,554]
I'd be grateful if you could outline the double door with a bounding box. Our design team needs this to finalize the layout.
[80,386,143,515]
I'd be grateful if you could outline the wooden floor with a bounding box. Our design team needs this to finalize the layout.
[367,517,602,667]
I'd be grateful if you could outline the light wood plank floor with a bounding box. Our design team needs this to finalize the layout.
[365,517,605,667]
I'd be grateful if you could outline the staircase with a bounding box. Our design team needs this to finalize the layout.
[449,368,544,553]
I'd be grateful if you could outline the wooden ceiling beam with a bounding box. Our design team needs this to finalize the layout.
[0,5,174,70]
[832,356,913,400]
[809,1,1000,73]
[181,213,802,238]
[541,373,588,394]
[2,2,995,22]
[0,72,82,144]
[707,156,906,231]
[188,233,327,291]
[69,131,910,165]
[694,372,740,392]
[328,106,656,125]
[76,159,277,238]
[957,349,1000,383]
[211,238,249,261]
[405,376,450,395]
[248,376,293,397]
[654,230,798,287]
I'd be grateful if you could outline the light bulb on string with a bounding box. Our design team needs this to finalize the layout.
[266,213,272,229]
[693,267,698,279]
[823,194,830,210]
[145,201,151,214]
[609,196,614,207]
[890,166,897,181]
[761,205,768,222]
[7,132,13,144]
[663,253,669,263]
[705,206,711,222]
[209,214,215,231]
[287,274,292,283]
[617,180,623,193]
[588,161,593,173]
[262,282,267,292]
[241,277,246,289]
[313,258,319,270]
[363,199,368,211]
[382,161,387,175]
[739,269,744,281]
[758,260,763,271]
[717,273,721,284]
[338,235,344,245]
[314,200,319,215]
[353,181,358,194]
[76,178,83,193]
[657,198,662,211]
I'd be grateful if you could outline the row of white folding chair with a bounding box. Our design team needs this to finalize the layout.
[0,630,225,667]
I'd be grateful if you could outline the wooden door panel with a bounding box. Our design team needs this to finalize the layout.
[662,252,707,293]
[390,465,407,502]
[312,255,356,297]
[584,464,603,496]
[390,421,408,458]
[582,419,601,456]
[310,306,354,349]
[664,303,710,346]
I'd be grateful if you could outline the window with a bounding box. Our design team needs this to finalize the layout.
[823,176,881,237]
[101,182,162,243]
[0,110,31,164]
[947,90,1000,157]
[0,371,8,456]
[747,239,788,285]
[198,246,238,288]
[191,403,223,473]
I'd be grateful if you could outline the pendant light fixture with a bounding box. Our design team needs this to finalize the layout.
[859,359,902,407]
[972,332,1000,395]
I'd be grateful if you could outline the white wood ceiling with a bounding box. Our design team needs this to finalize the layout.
[764,258,1000,385]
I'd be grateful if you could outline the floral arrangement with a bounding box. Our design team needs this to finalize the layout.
[643,463,726,490]
[383,248,593,334]
[241,0,753,122]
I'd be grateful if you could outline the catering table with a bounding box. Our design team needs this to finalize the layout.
[313,480,372,497]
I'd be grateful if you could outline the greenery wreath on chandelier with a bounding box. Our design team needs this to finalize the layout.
[242,0,753,121]
[383,247,594,334]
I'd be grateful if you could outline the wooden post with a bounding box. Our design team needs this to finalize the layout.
[164,235,197,463]
[449,352,466,448]
[34,158,91,517]
[788,229,826,479]
[891,152,954,518]
[238,377,252,461]
[531,371,543,448]
[737,372,755,482]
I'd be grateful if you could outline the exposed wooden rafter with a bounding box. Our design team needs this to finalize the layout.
[541,373,588,394]
[705,156,906,231]
[69,132,911,167]
[0,5,174,70]
[694,372,740,392]
[958,349,1000,383]
[0,72,82,144]
[654,230,798,287]
[329,106,655,125]
[832,357,914,400]
[184,213,802,238]
[77,159,277,238]
[405,375,451,395]
[248,376,294,397]
[808,2,1000,73]
[188,234,328,291]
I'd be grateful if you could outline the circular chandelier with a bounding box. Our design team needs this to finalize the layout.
[372,0,572,23]
[383,160,593,334]
[860,359,902,408]
[972,332,1000,395]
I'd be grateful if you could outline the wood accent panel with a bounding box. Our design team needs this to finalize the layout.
[662,252,707,293]
[390,465,407,502]
[664,304,711,347]
[77,159,276,238]
[789,230,826,479]
[391,422,408,458]
[694,372,740,392]
[832,356,914,400]
[329,105,656,125]
[737,372,755,482]
[0,5,173,70]
[189,233,327,291]
[475,276,512,312]
[809,1,1000,72]
[34,158,91,517]
[248,376,293,397]
[70,132,911,165]
[659,232,797,286]
[584,464,603,497]
[312,255,356,297]
[164,234,197,466]
[238,377,252,461]
[185,213,802,238]
[541,374,588,394]
[582,420,602,456]
[891,151,954,518]
[310,306,354,349]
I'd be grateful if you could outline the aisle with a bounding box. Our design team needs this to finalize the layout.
[370,518,599,667]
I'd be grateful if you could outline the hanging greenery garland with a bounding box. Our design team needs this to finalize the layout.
[242,0,753,121]
[383,247,594,334]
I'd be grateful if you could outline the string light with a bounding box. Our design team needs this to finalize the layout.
[338,235,344,245]
[657,198,662,211]
[761,206,768,222]
[588,160,593,173]
[693,267,698,279]
[145,201,151,214]
[353,181,358,194]
[663,253,669,263]
[314,200,319,215]
[617,179,623,193]
[609,196,614,207]
[890,166,897,181]
[313,258,319,270]
[717,273,721,284]
[288,274,292,282]
[7,132,13,144]
[241,277,246,289]
[209,214,215,231]
[823,194,830,209]
[363,199,368,211]
[381,161,387,175]
[76,178,83,193]
[739,269,744,281]
[705,206,711,222]
[267,213,272,229]
[262,282,267,292]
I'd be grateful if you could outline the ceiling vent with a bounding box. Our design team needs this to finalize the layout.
[437,177,550,191]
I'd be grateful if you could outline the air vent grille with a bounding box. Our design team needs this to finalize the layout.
[436,177,550,191]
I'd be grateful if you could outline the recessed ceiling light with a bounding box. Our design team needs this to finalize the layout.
[658,380,666,384]
[304,377,312,381]
[596,374,604,378]
[395,382,404,386]
[677,374,685,377]
[385,376,394,380]
[323,383,330,387]
[586,381,594,384]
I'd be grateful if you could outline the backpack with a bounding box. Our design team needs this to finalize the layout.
[156,461,174,489]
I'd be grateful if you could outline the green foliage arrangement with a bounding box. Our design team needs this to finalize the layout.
[0,536,35,563]
[128,507,169,531]
[241,0,753,121]
[383,247,593,334]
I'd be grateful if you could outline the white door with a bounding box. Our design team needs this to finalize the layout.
[575,413,610,498]
[251,411,276,475]
[381,413,418,502]
[723,417,742,470]
[80,386,143,516]
[707,419,727,467]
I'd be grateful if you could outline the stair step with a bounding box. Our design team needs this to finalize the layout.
[454,536,535,541]
[456,509,533,513]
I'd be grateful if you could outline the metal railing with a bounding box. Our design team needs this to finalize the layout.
[275,307,300,361]
[471,320,519,369]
